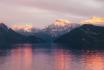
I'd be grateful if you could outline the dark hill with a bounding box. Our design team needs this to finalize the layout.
[0,23,44,48]
[0,23,26,43]
[55,24,104,49]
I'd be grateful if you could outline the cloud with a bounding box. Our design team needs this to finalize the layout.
[0,0,104,28]
[11,24,33,32]
[80,16,104,25]
[2,0,103,16]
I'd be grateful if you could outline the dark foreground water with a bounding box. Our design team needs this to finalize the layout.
[0,44,104,70]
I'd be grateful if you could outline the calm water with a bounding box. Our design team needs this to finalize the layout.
[0,44,104,70]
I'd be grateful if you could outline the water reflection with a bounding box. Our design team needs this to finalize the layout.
[53,49,72,70]
[0,44,32,70]
[0,44,104,70]
[82,50,104,70]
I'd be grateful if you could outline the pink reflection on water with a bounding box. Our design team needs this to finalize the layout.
[0,44,104,70]
[53,49,72,70]
[82,50,104,70]
[10,44,32,70]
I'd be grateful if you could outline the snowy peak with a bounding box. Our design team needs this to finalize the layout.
[44,22,80,37]
[11,24,33,32]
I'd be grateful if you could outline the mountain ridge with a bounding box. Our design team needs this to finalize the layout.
[55,24,104,49]
[14,23,80,42]
[0,23,44,47]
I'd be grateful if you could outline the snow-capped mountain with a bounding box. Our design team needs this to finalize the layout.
[11,24,33,32]
[13,19,80,42]
[43,22,80,37]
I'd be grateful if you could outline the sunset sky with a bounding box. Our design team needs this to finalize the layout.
[0,0,104,28]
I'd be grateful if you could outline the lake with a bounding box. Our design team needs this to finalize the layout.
[0,44,104,70]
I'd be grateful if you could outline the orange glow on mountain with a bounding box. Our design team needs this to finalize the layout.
[11,24,32,32]
[80,16,104,24]
[54,19,70,26]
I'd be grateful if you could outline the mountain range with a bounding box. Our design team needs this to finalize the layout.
[55,24,104,49]
[0,23,44,48]
[15,22,80,42]
[0,22,104,49]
